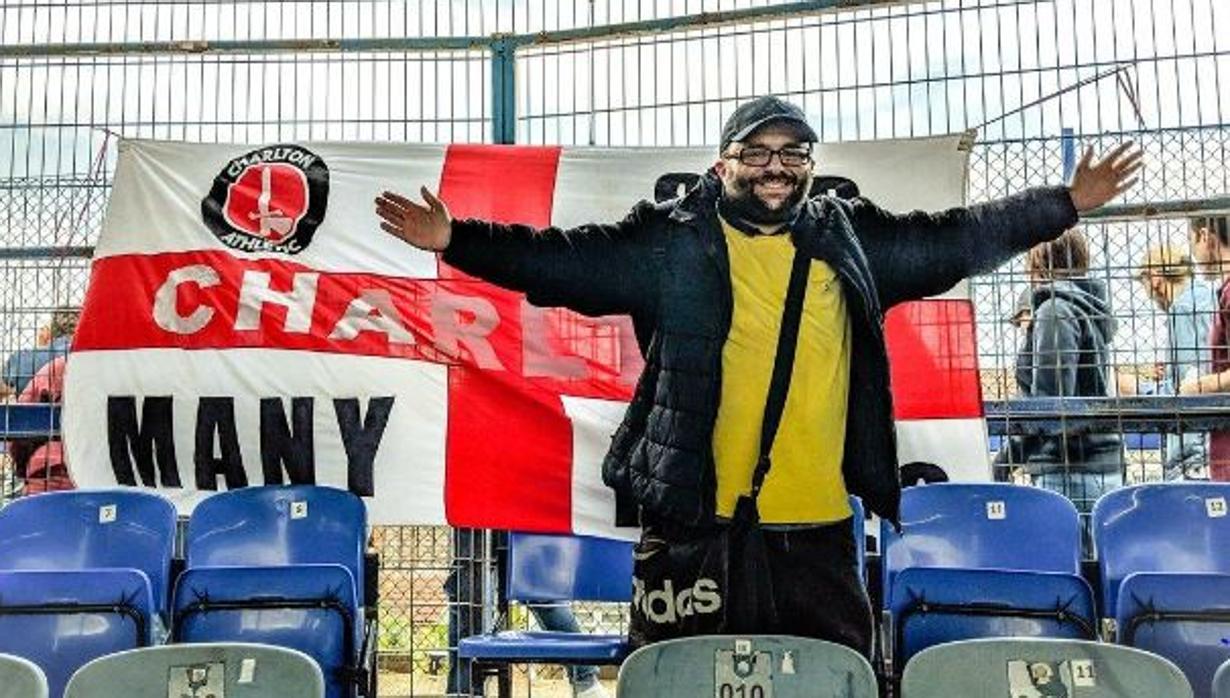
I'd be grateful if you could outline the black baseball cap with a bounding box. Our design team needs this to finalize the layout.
[720,96,818,153]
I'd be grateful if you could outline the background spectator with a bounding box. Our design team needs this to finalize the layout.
[2,308,77,493]
[1121,244,1218,479]
[2,306,78,398]
[1018,228,1124,512]
[1181,215,1230,481]
[7,356,73,493]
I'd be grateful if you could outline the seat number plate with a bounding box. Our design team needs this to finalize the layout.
[168,661,225,697]
[715,649,774,698]
[986,500,1007,520]
[1207,497,1227,518]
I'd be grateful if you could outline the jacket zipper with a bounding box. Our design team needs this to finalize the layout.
[688,212,733,526]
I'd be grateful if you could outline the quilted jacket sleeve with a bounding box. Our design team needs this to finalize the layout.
[850,186,1079,308]
[441,201,661,318]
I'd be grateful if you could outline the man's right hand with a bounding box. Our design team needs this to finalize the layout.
[375,187,452,251]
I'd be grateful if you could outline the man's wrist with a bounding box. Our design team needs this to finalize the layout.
[1065,185,1089,213]
[437,220,463,258]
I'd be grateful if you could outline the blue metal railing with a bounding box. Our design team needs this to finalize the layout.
[9,395,1228,441]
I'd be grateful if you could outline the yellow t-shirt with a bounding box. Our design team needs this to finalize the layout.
[712,217,853,524]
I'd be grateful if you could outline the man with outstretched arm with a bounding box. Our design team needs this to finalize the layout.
[375,96,1141,656]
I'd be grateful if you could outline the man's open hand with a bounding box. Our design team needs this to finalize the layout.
[1068,143,1143,212]
[375,187,452,252]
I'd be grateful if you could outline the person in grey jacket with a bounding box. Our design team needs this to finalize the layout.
[1019,228,1124,511]
[375,95,1141,655]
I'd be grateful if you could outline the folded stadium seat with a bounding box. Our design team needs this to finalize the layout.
[64,642,324,698]
[900,638,1192,697]
[0,490,176,697]
[458,532,633,692]
[1093,483,1230,698]
[1215,658,1230,698]
[617,635,877,697]
[0,651,48,698]
[880,483,1097,676]
[173,485,372,698]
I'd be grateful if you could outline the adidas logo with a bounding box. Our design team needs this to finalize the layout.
[632,576,723,624]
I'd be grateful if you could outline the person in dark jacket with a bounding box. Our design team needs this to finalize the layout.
[374,96,1141,656]
[1016,229,1124,512]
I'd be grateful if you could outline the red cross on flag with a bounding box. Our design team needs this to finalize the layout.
[64,136,987,538]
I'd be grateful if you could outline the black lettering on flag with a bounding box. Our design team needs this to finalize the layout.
[107,396,182,488]
[194,397,249,490]
[260,397,316,485]
[334,396,394,496]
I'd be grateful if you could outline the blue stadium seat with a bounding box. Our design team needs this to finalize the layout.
[881,483,1095,673]
[1116,573,1230,698]
[883,484,1083,583]
[0,569,154,698]
[0,490,177,619]
[901,638,1193,698]
[618,635,877,697]
[173,568,348,695]
[65,642,324,698]
[1214,657,1230,698]
[0,490,175,697]
[176,485,371,698]
[458,532,633,674]
[1093,483,1230,618]
[890,568,1097,666]
[1094,483,1230,698]
[185,485,367,604]
[0,651,48,698]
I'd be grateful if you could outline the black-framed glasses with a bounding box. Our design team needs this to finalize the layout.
[725,145,813,167]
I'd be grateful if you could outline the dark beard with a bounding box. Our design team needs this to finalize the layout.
[720,172,810,227]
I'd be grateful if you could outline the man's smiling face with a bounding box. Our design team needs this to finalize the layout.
[714,122,815,225]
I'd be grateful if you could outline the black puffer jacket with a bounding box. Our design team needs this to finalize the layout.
[444,173,1078,526]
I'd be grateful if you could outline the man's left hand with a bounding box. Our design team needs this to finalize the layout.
[1068,142,1143,212]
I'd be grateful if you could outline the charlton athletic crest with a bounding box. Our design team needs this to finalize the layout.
[202,144,329,255]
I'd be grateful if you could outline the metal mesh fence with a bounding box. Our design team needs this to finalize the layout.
[2,0,1229,695]
[2,4,498,694]
[516,0,1230,513]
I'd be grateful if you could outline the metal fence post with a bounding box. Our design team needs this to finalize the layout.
[491,36,518,145]
[1061,128,1077,181]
